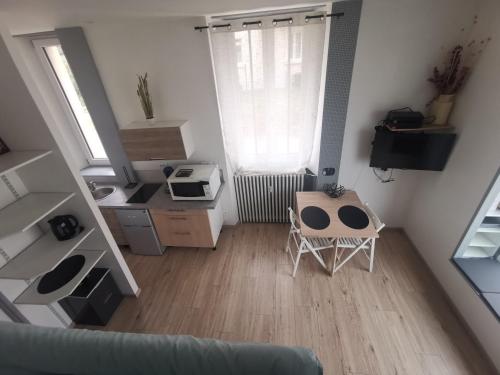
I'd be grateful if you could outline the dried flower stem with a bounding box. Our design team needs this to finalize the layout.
[428,37,490,98]
[137,73,153,119]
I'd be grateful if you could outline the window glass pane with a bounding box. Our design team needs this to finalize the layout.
[43,45,108,160]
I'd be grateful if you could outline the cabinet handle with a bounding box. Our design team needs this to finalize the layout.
[174,231,191,235]
[169,217,187,221]
[149,157,164,160]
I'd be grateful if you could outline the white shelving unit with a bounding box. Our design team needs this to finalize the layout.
[14,249,105,305]
[0,149,98,309]
[0,227,96,280]
[470,233,497,248]
[0,150,52,176]
[463,247,489,258]
[486,209,500,218]
[457,187,500,260]
[0,192,75,238]
[477,226,500,233]
[0,39,138,327]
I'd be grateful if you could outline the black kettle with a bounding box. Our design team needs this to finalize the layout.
[48,215,83,241]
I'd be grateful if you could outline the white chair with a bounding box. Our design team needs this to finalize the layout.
[332,203,385,275]
[286,207,334,277]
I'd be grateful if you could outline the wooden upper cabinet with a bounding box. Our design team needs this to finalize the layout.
[119,120,194,161]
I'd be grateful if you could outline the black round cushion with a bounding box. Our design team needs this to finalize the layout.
[338,205,369,230]
[37,255,85,294]
[300,206,330,230]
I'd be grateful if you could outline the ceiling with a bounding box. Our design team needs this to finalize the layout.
[0,0,326,33]
[0,0,325,17]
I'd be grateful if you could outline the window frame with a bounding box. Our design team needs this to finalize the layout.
[32,38,109,166]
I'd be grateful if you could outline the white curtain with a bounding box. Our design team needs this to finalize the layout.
[210,20,326,174]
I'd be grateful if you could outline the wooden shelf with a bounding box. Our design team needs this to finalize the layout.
[14,249,105,305]
[0,151,52,176]
[384,125,455,132]
[0,227,95,280]
[0,192,75,238]
[470,233,497,248]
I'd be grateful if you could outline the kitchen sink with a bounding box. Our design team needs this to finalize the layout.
[92,187,116,201]
[37,255,86,294]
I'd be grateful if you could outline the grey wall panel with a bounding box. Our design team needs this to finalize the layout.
[55,27,136,185]
[317,0,362,189]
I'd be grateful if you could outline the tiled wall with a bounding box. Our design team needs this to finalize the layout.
[317,0,362,189]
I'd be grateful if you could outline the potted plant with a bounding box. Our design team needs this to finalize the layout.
[137,73,154,123]
[428,38,489,125]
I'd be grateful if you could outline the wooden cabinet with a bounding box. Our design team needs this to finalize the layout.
[119,120,193,161]
[150,202,223,248]
[100,208,128,246]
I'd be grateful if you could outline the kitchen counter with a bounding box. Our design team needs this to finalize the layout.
[95,182,224,210]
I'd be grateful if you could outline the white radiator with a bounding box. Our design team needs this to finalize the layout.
[234,174,305,223]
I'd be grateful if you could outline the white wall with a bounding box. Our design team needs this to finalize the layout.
[3,0,477,228]
[1,0,498,366]
[0,309,12,322]
[81,17,238,224]
[2,14,239,225]
[13,37,89,172]
[404,0,500,369]
[338,0,478,225]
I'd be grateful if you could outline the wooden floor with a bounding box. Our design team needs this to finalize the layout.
[104,224,496,375]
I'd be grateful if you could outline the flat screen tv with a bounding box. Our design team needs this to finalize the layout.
[369,127,457,171]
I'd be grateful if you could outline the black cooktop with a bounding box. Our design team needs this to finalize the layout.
[126,183,162,204]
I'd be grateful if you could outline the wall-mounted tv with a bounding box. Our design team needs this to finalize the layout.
[369,127,457,171]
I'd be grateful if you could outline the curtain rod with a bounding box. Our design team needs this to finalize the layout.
[211,6,324,20]
[194,12,344,32]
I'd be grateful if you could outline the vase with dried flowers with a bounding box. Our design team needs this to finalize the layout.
[428,37,490,125]
[137,73,154,123]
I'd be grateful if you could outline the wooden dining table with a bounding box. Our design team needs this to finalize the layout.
[296,191,379,240]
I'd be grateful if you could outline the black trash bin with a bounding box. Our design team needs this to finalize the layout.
[59,268,123,326]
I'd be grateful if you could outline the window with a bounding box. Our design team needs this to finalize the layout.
[33,39,108,164]
[291,29,303,62]
[210,16,326,173]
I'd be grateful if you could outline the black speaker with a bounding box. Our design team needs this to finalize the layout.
[384,108,424,129]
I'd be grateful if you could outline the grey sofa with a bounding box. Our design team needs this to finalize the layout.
[0,322,323,375]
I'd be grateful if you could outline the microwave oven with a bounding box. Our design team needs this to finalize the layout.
[167,164,221,201]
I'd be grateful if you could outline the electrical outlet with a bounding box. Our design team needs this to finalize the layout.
[322,168,335,176]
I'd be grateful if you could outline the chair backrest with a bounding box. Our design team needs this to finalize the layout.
[288,207,300,232]
[363,203,385,233]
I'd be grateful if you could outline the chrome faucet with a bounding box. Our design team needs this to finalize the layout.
[87,180,97,193]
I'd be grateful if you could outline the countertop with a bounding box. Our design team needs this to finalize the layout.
[95,182,224,210]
